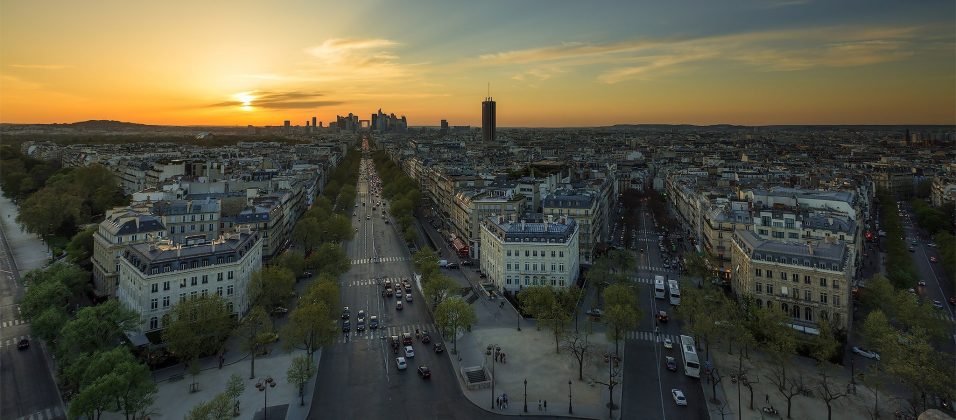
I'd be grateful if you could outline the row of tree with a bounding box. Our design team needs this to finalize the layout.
[876,189,919,288]
[410,248,476,353]
[0,144,61,203]
[372,151,421,243]
[910,198,955,284]
[321,150,361,213]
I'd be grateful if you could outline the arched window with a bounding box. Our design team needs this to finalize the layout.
[804,307,813,321]
[791,304,800,318]
[781,303,789,314]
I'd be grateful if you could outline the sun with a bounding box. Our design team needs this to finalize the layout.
[233,92,255,111]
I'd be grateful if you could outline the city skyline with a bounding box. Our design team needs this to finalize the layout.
[2,0,955,126]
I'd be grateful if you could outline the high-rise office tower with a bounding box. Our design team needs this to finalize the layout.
[312,116,317,130]
[440,119,448,134]
[482,97,496,142]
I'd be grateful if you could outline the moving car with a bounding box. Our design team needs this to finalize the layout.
[342,320,350,333]
[433,342,445,353]
[663,337,674,349]
[396,357,408,370]
[357,320,365,332]
[357,310,366,321]
[671,389,687,406]
[395,289,404,298]
[421,332,431,344]
[16,338,29,350]
[342,307,350,319]
[369,316,379,329]
[932,300,944,309]
[405,293,413,302]
[665,356,678,372]
[417,366,431,379]
[656,310,669,323]
[930,256,938,263]
[396,300,403,310]
[446,262,459,269]
[402,333,413,345]
[852,346,880,360]
[404,346,415,358]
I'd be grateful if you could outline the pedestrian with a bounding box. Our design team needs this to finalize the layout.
[538,400,542,411]
[544,400,547,411]
[765,394,769,403]
[497,396,501,409]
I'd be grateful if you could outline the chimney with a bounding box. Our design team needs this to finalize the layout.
[520,220,525,231]
[547,214,554,224]
[807,241,813,256]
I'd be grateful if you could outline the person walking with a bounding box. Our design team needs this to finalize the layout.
[544,400,547,411]
[538,400,542,411]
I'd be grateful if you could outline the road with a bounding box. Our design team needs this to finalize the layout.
[0,195,66,420]
[309,148,493,420]
[621,203,709,420]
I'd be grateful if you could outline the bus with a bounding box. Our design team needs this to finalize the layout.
[679,335,701,378]
[654,276,666,299]
[668,279,681,306]
[451,237,470,259]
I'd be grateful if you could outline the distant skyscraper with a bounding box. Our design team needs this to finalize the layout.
[482,97,496,142]
[312,116,317,130]
[440,119,449,134]
[283,120,290,127]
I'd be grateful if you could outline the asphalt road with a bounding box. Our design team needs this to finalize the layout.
[309,152,494,420]
[621,204,709,420]
[0,208,65,420]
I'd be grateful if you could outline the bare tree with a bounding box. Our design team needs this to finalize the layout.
[711,400,733,420]
[816,368,850,420]
[709,368,725,404]
[594,357,623,419]
[562,332,591,381]
[767,366,808,419]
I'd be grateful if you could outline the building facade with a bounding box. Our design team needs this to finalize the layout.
[479,215,580,294]
[482,97,496,142]
[92,208,167,298]
[116,230,262,333]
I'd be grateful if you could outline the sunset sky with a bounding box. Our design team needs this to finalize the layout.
[1,0,954,127]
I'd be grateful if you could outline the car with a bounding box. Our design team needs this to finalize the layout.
[272,306,289,316]
[461,260,473,266]
[417,366,431,379]
[908,247,915,252]
[663,337,674,349]
[433,342,445,353]
[358,310,366,321]
[404,346,415,358]
[396,357,408,370]
[927,242,937,247]
[930,256,938,263]
[587,308,604,317]
[342,307,350,319]
[405,293,413,302]
[369,316,379,329]
[852,346,880,360]
[395,289,404,298]
[932,300,944,309]
[918,281,927,287]
[446,262,459,269]
[656,310,669,323]
[366,216,370,220]
[396,300,403,310]
[357,320,366,331]
[342,320,350,332]
[16,338,29,350]
[665,356,678,371]
[671,389,687,406]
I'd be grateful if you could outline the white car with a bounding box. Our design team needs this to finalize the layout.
[404,346,415,358]
[395,289,404,298]
[396,357,408,370]
[671,389,687,406]
[663,337,674,349]
[852,346,880,361]
[405,293,413,302]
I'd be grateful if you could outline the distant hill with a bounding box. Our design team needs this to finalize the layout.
[55,120,154,129]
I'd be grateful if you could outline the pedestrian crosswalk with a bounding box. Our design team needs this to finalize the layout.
[336,322,437,344]
[16,406,65,420]
[937,312,955,323]
[635,265,669,273]
[346,276,411,288]
[1,318,26,329]
[1,334,30,348]
[625,330,679,343]
[351,256,410,265]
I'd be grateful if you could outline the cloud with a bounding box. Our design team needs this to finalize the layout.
[6,64,73,70]
[476,25,927,84]
[207,91,344,110]
[302,38,412,83]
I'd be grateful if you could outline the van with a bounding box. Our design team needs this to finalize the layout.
[438,259,449,267]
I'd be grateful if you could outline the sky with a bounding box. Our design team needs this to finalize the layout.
[1,0,954,127]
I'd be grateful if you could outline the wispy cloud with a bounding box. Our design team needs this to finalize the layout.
[301,38,412,83]
[207,91,343,110]
[476,25,927,84]
[6,64,73,70]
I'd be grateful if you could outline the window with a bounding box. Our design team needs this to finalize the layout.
[780,271,787,280]
[190,291,197,298]
[834,295,841,307]
[525,250,529,257]
[170,227,175,235]
[217,272,224,281]
[785,219,795,229]
[209,223,214,231]
[507,250,511,256]
[179,293,186,303]
[755,268,763,277]
[551,264,556,271]
[180,278,187,288]
[180,226,185,233]
[766,270,773,279]
[228,271,234,280]
[819,277,827,287]
[820,293,828,304]
[804,290,811,301]
[525,263,529,271]
[191,277,198,286]
[180,263,187,270]
[551,251,556,257]
[202,275,208,284]
[804,275,811,285]
[227,285,234,295]
[162,296,170,308]
[767,284,774,295]
[150,317,158,330]
[163,281,170,291]
[804,307,812,321]
[772,231,785,239]
[559,264,564,271]
[150,298,158,310]
[832,280,839,290]
[755,282,763,293]
[758,229,768,235]
[560,251,564,257]
[151,283,158,293]
[533,264,537,271]
[756,299,763,308]
[507,263,511,270]
[227,302,234,313]
[201,289,208,297]
[791,273,799,282]
[533,250,537,257]
[788,233,799,239]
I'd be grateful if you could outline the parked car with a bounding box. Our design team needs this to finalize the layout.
[446,262,459,269]
[671,389,687,406]
[417,366,431,379]
[852,346,880,360]
[396,357,408,370]
[665,356,678,372]
[932,300,944,309]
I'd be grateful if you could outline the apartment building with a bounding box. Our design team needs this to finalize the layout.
[479,214,580,294]
[451,188,526,259]
[542,186,610,264]
[730,229,851,332]
[92,208,167,298]
[151,198,222,244]
[116,230,262,333]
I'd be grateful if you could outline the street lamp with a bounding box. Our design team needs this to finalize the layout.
[568,379,573,414]
[524,379,528,413]
[256,376,276,419]
[487,344,501,410]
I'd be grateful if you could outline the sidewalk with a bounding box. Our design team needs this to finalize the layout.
[0,192,53,279]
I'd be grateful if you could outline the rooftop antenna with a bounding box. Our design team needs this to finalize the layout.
[487,82,491,100]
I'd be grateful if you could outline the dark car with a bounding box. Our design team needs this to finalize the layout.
[16,338,29,350]
[446,262,459,269]
[417,366,431,379]
[656,310,669,323]
[369,316,379,329]
[421,332,431,344]
[461,260,473,266]
[342,307,350,319]
[433,343,445,353]
[665,356,678,372]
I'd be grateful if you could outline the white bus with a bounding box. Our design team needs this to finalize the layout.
[679,335,701,378]
[654,276,666,299]
[668,279,681,306]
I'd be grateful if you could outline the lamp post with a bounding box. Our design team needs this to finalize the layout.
[568,379,573,414]
[524,379,528,413]
[487,344,501,409]
[256,376,276,419]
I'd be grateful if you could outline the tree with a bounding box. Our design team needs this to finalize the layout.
[291,218,322,252]
[562,332,592,381]
[422,273,457,307]
[324,213,354,243]
[31,307,68,342]
[224,374,246,416]
[163,295,234,392]
[80,347,157,420]
[603,283,640,356]
[809,320,840,365]
[272,251,306,278]
[247,267,295,310]
[685,252,716,287]
[434,297,477,354]
[307,243,350,277]
[287,355,316,406]
[815,369,849,420]
[412,248,440,276]
[519,286,581,353]
[282,300,336,364]
[185,392,232,420]
[66,226,96,265]
[68,377,116,420]
[235,306,273,378]
[57,300,138,368]
[302,276,341,309]
[766,367,807,419]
